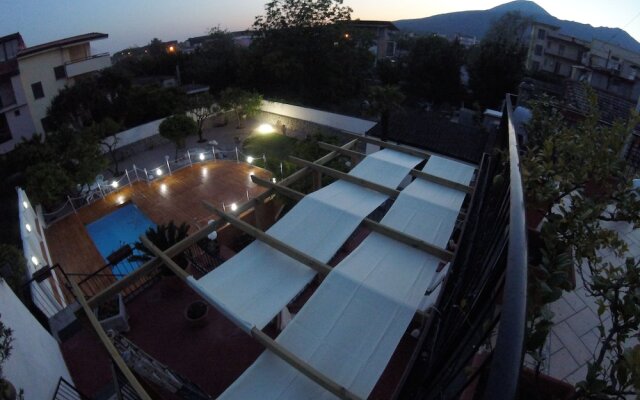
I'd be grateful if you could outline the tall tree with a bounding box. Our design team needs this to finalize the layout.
[468,11,530,108]
[249,0,373,106]
[187,93,218,142]
[159,114,197,160]
[406,36,464,104]
[219,88,263,128]
[366,85,405,141]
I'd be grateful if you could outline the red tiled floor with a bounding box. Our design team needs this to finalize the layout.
[62,278,271,398]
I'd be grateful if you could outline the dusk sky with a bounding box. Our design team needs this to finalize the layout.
[1,0,639,54]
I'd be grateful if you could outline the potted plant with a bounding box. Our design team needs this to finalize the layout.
[130,221,190,293]
[520,93,640,397]
[184,300,209,328]
[93,293,129,333]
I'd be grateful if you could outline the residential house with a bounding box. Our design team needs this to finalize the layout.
[346,20,399,60]
[526,22,589,77]
[0,33,36,154]
[16,32,111,136]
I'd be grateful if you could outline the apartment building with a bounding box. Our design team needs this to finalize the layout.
[0,33,36,154]
[526,22,589,78]
[16,32,111,137]
[527,22,640,104]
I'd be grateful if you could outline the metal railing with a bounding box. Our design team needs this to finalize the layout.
[397,93,527,399]
[42,146,263,225]
[52,377,90,400]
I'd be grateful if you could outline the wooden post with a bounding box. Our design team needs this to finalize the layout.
[203,201,332,276]
[125,169,132,186]
[253,197,267,231]
[289,156,401,198]
[251,175,453,261]
[69,280,152,400]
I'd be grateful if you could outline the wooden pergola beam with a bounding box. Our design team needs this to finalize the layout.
[318,142,365,160]
[319,142,473,194]
[69,280,152,400]
[251,175,453,261]
[202,201,332,276]
[88,140,359,308]
[340,131,478,168]
[289,156,401,198]
[140,226,361,400]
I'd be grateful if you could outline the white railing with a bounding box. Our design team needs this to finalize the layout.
[41,146,268,225]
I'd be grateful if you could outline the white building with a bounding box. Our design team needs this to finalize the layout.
[16,32,111,137]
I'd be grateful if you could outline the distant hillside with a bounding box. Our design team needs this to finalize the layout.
[395,0,640,53]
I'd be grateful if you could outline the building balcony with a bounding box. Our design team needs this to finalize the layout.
[65,53,111,78]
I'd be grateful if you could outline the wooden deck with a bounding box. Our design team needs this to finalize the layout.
[45,161,272,277]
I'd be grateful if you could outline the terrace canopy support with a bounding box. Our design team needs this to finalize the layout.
[318,142,472,193]
[140,235,361,400]
[69,279,152,400]
[88,139,359,309]
[289,156,401,198]
[202,201,333,276]
[251,175,454,262]
[340,131,478,169]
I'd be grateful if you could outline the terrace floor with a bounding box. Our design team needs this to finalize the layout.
[45,160,272,278]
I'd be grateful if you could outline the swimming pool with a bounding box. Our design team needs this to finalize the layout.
[86,203,155,276]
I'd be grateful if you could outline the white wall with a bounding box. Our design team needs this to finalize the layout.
[100,117,166,152]
[260,101,376,134]
[0,280,73,399]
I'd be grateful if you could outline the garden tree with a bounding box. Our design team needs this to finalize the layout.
[25,163,74,209]
[468,11,530,108]
[406,35,464,103]
[248,0,373,106]
[182,28,242,93]
[219,88,263,128]
[0,244,27,296]
[187,93,219,142]
[365,85,405,141]
[48,67,131,130]
[159,114,197,160]
[376,58,403,85]
[123,86,186,128]
[521,93,640,397]
[129,221,190,274]
[87,118,123,175]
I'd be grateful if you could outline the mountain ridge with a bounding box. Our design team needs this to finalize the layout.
[394,1,640,53]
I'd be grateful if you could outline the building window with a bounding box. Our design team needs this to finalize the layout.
[534,44,543,56]
[532,61,540,71]
[559,44,565,56]
[537,29,546,40]
[0,114,11,144]
[14,109,20,116]
[54,65,66,80]
[31,82,44,99]
[41,116,54,133]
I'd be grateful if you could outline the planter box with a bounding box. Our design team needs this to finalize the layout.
[94,293,129,333]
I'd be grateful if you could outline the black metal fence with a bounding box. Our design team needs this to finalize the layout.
[51,377,90,400]
[398,94,527,400]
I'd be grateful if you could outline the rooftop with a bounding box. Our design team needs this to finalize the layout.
[17,32,108,59]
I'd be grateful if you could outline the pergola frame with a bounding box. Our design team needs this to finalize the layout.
[80,134,478,399]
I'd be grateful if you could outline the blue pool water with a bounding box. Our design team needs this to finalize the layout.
[86,203,155,276]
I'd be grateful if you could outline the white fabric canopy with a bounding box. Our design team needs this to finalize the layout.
[194,149,423,329]
[221,155,475,399]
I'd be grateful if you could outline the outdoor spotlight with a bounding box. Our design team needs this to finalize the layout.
[111,181,119,189]
[231,203,238,211]
[199,153,205,161]
[22,201,28,209]
[25,223,32,232]
[272,178,277,183]
[31,255,39,266]
[160,184,167,193]
[156,168,163,176]
[247,156,254,164]
[257,123,275,134]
